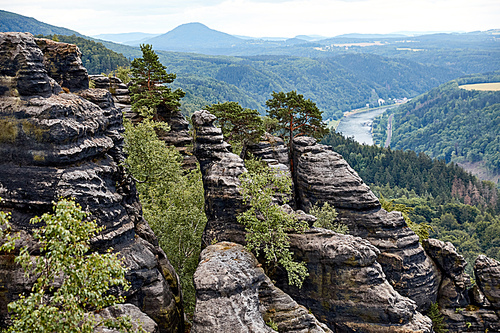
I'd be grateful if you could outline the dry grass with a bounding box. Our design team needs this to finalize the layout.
[459,82,500,91]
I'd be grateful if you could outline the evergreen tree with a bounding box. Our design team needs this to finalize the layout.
[129,44,185,118]
[205,101,264,158]
[266,91,329,145]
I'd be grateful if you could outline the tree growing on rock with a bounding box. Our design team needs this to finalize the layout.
[205,101,264,158]
[129,44,185,119]
[0,199,141,333]
[266,90,329,145]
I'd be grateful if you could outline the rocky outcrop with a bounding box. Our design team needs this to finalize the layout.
[192,110,247,246]
[93,304,158,333]
[191,242,332,333]
[192,111,432,332]
[89,74,131,106]
[436,255,500,333]
[278,229,432,332]
[292,136,440,311]
[422,238,470,308]
[246,132,289,166]
[474,255,500,310]
[0,32,183,332]
[35,38,89,92]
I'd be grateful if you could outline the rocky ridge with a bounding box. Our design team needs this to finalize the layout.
[191,110,432,332]
[0,32,183,332]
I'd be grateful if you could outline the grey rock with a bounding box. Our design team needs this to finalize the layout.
[246,132,289,166]
[474,255,500,310]
[93,304,158,333]
[275,229,432,332]
[35,38,89,92]
[422,238,470,308]
[0,32,52,97]
[0,32,183,333]
[292,137,440,310]
[191,242,332,333]
[192,110,247,246]
[441,308,500,333]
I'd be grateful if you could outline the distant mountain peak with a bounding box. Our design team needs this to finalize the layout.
[140,22,244,52]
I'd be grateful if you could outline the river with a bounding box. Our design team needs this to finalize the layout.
[335,107,391,145]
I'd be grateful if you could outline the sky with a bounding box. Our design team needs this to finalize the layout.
[2,0,500,38]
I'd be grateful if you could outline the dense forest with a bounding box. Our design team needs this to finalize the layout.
[322,131,500,274]
[161,52,460,119]
[36,35,131,75]
[373,72,500,177]
[0,10,82,37]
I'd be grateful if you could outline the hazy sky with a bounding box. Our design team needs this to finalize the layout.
[3,0,500,37]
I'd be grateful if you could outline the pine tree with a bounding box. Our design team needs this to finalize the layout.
[129,44,185,118]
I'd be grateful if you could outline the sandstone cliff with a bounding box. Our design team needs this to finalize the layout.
[191,110,433,332]
[0,32,183,332]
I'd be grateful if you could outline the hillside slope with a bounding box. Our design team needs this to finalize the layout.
[374,72,500,180]
[0,10,82,36]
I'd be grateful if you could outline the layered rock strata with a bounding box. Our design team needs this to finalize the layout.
[35,37,89,92]
[191,242,332,333]
[192,110,432,332]
[192,110,247,246]
[292,136,440,310]
[0,32,183,332]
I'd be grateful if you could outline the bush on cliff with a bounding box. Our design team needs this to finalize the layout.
[237,158,309,287]
[123,115,206,314]
[0,199,140,333]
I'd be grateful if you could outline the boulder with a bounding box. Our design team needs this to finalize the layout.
[422,238,470,308]
[0,32,183,333]
[191,242,332,333]
[474,255,500,310]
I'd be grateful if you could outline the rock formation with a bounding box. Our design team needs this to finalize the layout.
[192,110,432,332]
[0,32,183,332]
[292,136,440,311]
[191,242,332,333]
[89,74,197,169]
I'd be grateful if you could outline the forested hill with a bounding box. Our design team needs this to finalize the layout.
[0,10,82,37]
[373,71,500,181]
[161,52,461,119]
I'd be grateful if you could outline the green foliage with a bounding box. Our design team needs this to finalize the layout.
[109,66,132,84]
[309,202,348,234]
[266,319,279,331]
[426,302,448,333]
[205,101,264,157]
[237,159,308,287]
[123,117,206,314]
[266,90,329,145]
[36,34,130,75]
[380,196,432,242]
[2,199,138,333]
[129,44,185,116]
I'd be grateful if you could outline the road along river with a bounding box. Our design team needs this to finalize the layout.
[335,107,392,145]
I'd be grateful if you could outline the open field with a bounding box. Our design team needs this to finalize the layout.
[459,82,500,91]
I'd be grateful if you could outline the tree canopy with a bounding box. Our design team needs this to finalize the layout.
[205,101,264,157]
[129,44,185,117]
[266,90,329,145]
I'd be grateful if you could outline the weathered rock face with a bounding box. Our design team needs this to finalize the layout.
[276,229,432,333]
[192,112,431,332]
[292,136,440,311]
[192,110,247,246]
[0,32,183,333]
[35,38,89,92]
[89,74,131,106]
[475,255,500,310]
[246,132,289,166]
[191,242,332,333]
[422,238,470,308]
